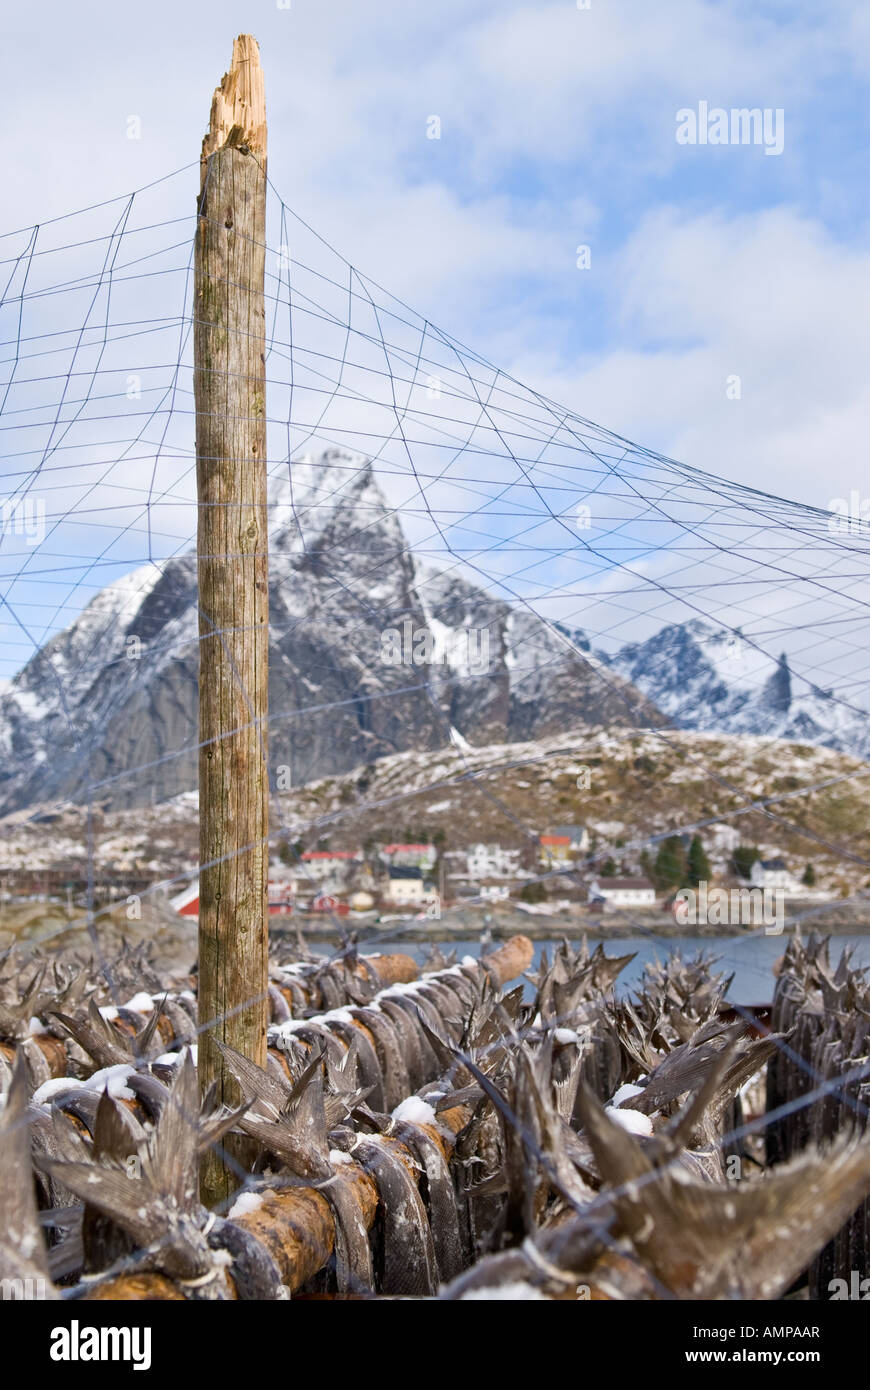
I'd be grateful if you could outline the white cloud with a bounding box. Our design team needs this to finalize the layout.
[500,205,870,509]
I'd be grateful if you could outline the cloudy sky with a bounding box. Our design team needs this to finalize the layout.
[4,0,869,496]
[1,0,869,684]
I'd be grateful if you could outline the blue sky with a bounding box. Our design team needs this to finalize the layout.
[1,0,869,681]
[2,0,866,483]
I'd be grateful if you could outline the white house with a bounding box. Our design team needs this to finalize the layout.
[383,866,438,907]
[749,858,801,893]
[299,850,361,891]
[588,877,656,908]
[466,843,522,880]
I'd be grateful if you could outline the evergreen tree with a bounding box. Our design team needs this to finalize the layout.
[654,836,688,890]
[686,834,711,887]
[731,845,760,880]
[801,863,816,886]
[520,880,547,903]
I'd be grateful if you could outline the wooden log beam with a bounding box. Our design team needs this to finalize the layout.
[351,952,419,987]
[194,34,270,1208]
[8,939,526,1081]
[86,1273,188,1302]
[481,934,534,985]
[83,1110,467,1301]
[58,937,535,1298]
[270,951,419,1014]
[232,1166,378,1289]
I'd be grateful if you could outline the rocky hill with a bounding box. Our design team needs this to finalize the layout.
[3,727,867,905]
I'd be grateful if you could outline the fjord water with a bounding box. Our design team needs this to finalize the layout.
[391,933,870,1003]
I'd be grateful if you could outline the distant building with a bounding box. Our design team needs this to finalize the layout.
[749,858,800,892]
[380,843,437,871]
[552,825,590,850]
[311,893,349,915]
[383,865,437,907]
[299,850,362,885]
[588,876,656,908]
[466,843,522,879]
[267,880,294,916]
[171,882,200,918]
[540,837,572,864]
[540,825,589,865]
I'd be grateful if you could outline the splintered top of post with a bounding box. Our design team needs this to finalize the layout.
[201,34,266,171]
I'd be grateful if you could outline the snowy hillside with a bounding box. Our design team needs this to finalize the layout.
[605,620,870,762]
[3,726,867,904]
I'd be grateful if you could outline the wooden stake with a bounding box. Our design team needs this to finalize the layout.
[194,34,269,1207]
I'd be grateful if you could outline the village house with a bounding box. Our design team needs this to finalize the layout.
[588,876,656,908]
[539,824,589,866]
[749,857,801,893]
[382,865,437,907]
[311,892,349,915]
[171,882,200,918]
[466,842,522,879]
[268,856,374,907]
[267,879,294,915]
[299,849,362,893]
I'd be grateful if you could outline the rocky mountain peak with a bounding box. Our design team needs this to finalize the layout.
[0,450,659,815]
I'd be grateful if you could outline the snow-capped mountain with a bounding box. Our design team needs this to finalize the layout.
[0,449,659,816]
[4,453,864,822]
[605,619,870,761]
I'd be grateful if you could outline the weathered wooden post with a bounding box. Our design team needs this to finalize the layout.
[194,34,269,1206]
